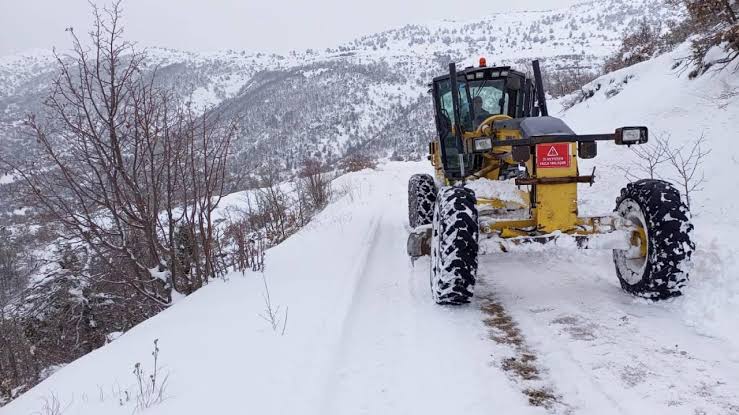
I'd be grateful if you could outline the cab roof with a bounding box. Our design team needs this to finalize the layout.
[431,65,527,84]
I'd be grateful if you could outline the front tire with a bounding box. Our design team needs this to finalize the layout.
[430,186,479,305]
[613,179,694,300]
[408,174,437,228]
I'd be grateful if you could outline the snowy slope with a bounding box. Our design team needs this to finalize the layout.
[7,57,739,410]
[0,0,678,99]
[344,0,680,67]
[555,41,739,350]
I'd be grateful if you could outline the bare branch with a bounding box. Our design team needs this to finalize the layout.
[664,133,711,209]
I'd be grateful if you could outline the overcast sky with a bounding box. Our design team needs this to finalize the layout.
[0,0,578,57]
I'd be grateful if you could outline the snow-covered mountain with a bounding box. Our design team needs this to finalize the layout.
[0,0,680,178]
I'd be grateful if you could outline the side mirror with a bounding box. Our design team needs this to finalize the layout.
[615,126,648,145]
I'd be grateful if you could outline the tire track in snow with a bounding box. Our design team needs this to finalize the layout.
[316,212,388,414]
[476,292,574,413]
[317,165,547,415]
[317,213,425,414]
[328,212,384,351]
[317,209,536,414]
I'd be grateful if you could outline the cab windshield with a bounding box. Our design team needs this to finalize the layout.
[437,78,507,131]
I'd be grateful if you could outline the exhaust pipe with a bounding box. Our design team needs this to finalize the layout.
[532,60,548,117]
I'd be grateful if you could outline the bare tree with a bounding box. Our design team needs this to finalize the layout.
[619,132,710,209]
[0,5,239,402]
[300,159,332,210]
[665,133,711,209]
[3,2,235,306]
[668,0,739,74]
[0,298,43,403]
[222,206,268,274]
[545,66,600,98]
[0,228,36,304]
[172,106,234,293]
[604,19,661,72]
[340,152,377,172]
[255,179,292,243]
[618,134,670,181]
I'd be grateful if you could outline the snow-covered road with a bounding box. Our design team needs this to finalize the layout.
[317,162,739,414]
[4,161,739,415]
[318,192,537,414]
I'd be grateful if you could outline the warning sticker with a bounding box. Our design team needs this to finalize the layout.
[536,143,571,168]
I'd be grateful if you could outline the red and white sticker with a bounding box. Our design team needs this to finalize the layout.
[536,143,571,168]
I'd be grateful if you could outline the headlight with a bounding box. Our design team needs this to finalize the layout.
[623,129,641,142]
[615,126,648,145]
[474,137,493,151]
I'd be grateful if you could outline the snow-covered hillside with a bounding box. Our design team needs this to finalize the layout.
[346,0,679,66]
[0,0,677,99]
[556,41,739,349]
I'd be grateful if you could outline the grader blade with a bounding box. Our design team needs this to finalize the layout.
[481,229,635,254]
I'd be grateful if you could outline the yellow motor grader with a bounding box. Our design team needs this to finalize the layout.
[407,58,695,305]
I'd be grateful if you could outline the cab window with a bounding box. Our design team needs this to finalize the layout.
[436,78,471,131]
[467,79,506,128]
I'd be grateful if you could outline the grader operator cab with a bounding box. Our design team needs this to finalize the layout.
[407,58,695,305]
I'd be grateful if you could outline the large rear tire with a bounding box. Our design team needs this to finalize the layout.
[408,174,437,228]
[613,179,694,300]
[430,186,479,305]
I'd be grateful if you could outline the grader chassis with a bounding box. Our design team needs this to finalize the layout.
[407,58,695,305]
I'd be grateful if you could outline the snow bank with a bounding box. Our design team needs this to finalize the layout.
[465,177,526,205]
[681,235,739,346]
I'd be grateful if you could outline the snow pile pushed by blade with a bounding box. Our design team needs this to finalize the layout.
[465,178,527,206]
